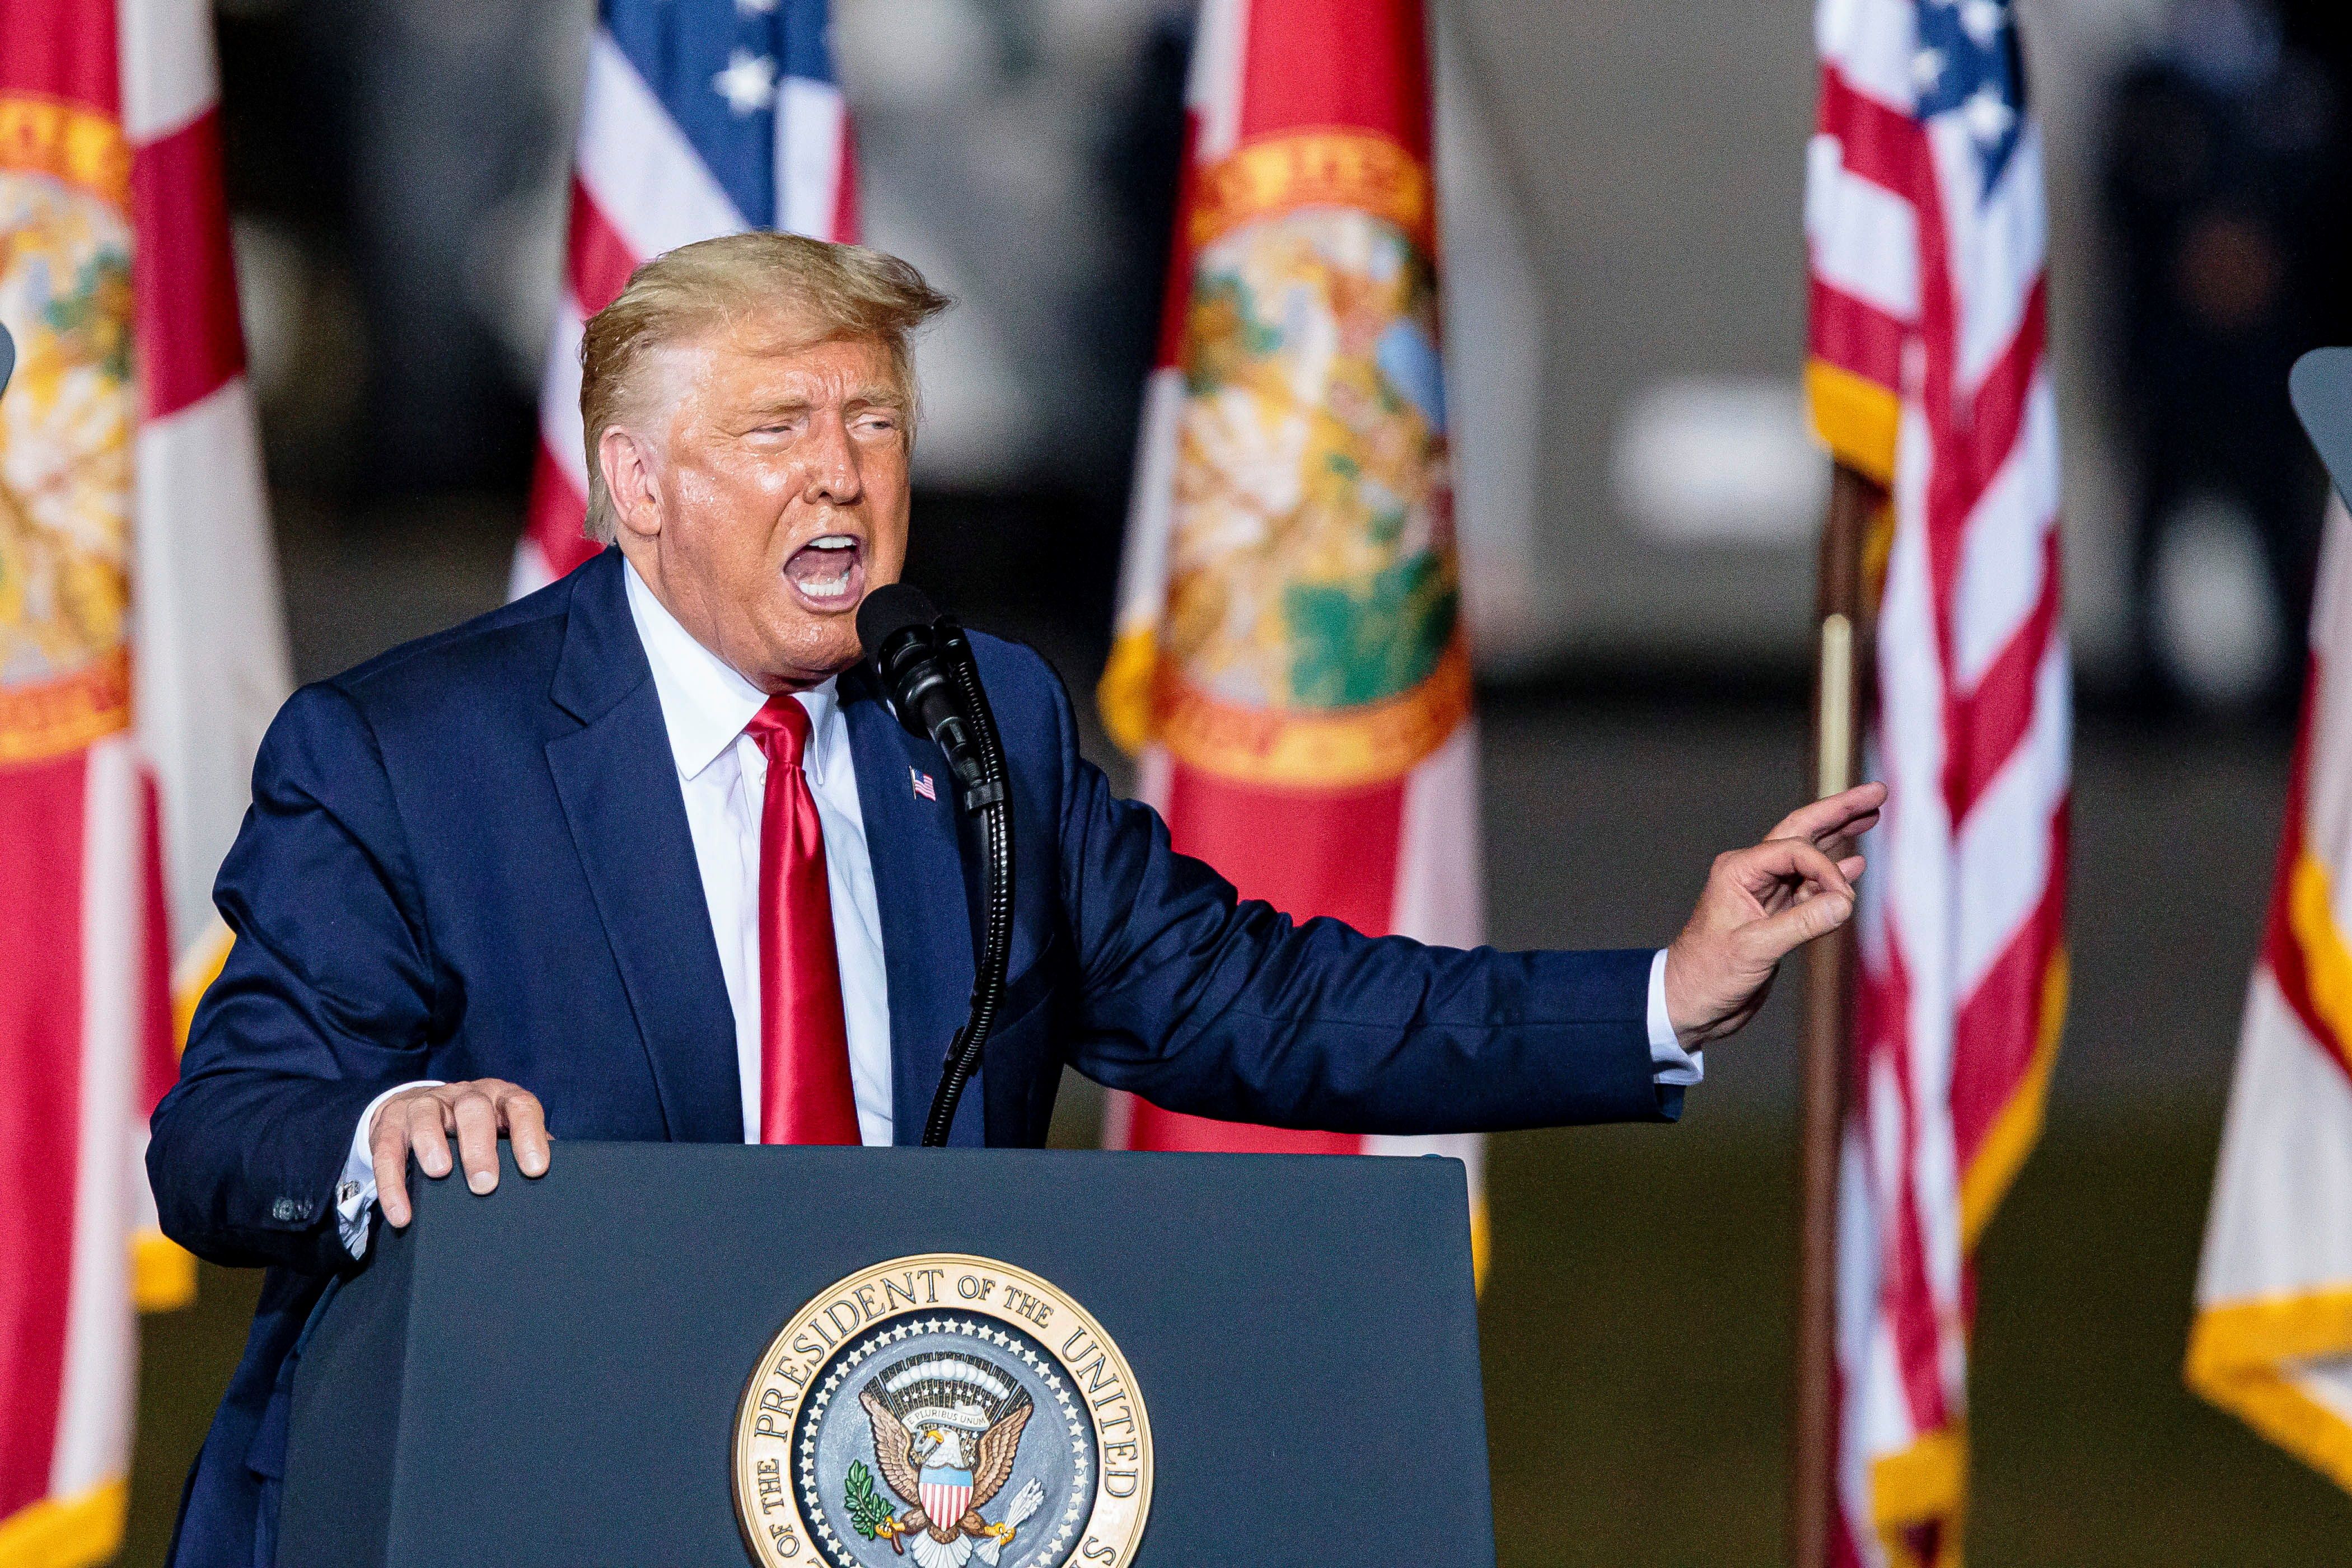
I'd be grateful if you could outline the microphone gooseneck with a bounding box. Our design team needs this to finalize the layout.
[856,584,1014,1146]
[921,617,1014,1146]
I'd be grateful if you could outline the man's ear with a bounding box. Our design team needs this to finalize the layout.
[598,425,663,541]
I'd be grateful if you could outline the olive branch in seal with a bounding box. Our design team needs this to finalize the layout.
[843,1459,898,1542]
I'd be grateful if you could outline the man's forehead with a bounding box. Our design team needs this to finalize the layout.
[687,311,896,381]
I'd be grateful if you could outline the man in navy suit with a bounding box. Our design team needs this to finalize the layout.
[149,233,1880,1565]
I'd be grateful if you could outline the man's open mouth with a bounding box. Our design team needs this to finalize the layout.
[783,533,864,610]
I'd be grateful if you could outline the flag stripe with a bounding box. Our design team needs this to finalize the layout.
[129,109,242,419]
[1816,0,1919,113]
[1946,530,2060,819]
[537,301,588,485]
[566,180,638,317]
[1815,68,1927,210]
[0,757,87,1521]
[134,378,285,935]
[1949,372,2058,686]
[1949,802,2065,1174]
[1946,126,2049,393]
[1237,0,1430,155]
[1805,162,1920,325]
[52,741,142,1500]
[1162,769,1406,939]
[117,0,212,142]
[0,0,117,109]
[777,77,848,237]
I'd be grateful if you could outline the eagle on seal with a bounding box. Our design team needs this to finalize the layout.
[858,1351,1044,1567]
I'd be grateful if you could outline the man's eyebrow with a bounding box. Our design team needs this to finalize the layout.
[735,387,905,424]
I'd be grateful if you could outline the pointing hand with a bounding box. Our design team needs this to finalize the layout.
[1661,782,1887,1049]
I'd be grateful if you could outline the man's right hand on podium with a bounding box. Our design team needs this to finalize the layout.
[369,1079,551,1229]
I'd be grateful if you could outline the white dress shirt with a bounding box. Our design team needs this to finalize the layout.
[620,559,897,1146]
[333,561,1698,1255]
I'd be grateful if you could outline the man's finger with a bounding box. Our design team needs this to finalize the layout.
[503,1088,552,1178]
[1746,885,1856,961]
[1768,782,1888,844]
[372,1113,414,1229]
[408,1093,455,1179]
[1819,813,1880,857]
[1728,837,1852,904]
[451,1088,502,1195]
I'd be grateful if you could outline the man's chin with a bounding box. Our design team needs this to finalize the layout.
[754,625,866,691]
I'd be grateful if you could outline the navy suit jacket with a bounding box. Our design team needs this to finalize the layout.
[149,547,1673,1566]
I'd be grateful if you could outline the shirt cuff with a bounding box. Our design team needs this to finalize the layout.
[1647,949,1703,1088]
[338,1081,445,1258]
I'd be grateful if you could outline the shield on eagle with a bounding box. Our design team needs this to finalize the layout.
[917,1468,972,1537]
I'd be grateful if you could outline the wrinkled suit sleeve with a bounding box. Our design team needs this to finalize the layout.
[1044,677,1678,1132]
[149,682,445,1273]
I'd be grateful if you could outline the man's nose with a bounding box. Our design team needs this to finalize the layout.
[800,411,863,505]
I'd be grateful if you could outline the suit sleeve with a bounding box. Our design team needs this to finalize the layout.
[149,682,446,1273]
[1044,678,1679,1134]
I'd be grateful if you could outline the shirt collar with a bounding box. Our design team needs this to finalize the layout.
[623,558,841,783]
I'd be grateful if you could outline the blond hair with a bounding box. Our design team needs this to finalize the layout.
[576,231,951,542]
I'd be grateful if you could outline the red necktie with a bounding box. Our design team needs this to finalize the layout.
[745,696,859,1145]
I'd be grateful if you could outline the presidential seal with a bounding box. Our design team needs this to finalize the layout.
[733,1255,1151,1568]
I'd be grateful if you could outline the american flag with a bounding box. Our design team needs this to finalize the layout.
[1804,0,2069,1561]
[511,0,858,596]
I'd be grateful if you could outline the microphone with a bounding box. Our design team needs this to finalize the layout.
[855,581,1016,1146]
[857,584,989,797]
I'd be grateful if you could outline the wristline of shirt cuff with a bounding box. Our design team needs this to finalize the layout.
[1647,949,1703,1088]
[336,1080,445,1259]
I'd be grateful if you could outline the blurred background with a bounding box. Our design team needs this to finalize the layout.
[117,0,2352,1558]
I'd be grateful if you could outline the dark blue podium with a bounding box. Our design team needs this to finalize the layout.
[279,1143,1497,1567]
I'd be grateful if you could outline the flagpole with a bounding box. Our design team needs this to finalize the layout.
[1789,461,1876,1567]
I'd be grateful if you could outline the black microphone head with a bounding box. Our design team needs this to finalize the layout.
[856,582,939,656]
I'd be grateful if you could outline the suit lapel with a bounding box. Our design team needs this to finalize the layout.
[544,553,741,1142]
[841,670,984,1145]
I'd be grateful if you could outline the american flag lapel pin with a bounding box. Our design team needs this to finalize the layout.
[910,768,936,801]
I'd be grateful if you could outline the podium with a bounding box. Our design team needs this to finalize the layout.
[279,1143,1498,1567]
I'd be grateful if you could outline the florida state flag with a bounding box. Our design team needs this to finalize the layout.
[0,1,286,1561]
[2189,497,2352,1494]
[1100,0,1485,1249]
